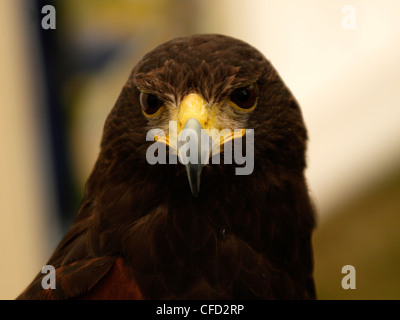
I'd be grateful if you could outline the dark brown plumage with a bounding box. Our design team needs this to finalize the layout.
[17,34,316,300]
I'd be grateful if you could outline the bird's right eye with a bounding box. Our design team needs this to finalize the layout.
[140,92,163,116]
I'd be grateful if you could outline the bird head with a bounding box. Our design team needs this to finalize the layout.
[92,34,308,202]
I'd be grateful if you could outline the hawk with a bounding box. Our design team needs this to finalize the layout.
[18,34,316,299]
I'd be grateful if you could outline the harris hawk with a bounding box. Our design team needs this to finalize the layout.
[17,34,316,300]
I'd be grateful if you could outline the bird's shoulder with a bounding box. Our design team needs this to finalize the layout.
[17,256,142,300]
[17,199,144,300]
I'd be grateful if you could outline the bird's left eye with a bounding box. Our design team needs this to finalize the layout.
[229,84,258,110]
[140,92,163,116]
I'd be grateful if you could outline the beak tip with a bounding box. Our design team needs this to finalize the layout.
[191,188,200,197]
[178,118,207,198]
[185,163,202,198]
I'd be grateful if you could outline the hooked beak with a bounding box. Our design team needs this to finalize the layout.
[156,93,246,197]
[177,118,211,197]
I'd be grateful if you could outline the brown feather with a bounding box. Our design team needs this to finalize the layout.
[17,34,316,300]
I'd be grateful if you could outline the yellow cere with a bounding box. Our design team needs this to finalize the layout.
[155,93,247,150]
[177,93,211,133]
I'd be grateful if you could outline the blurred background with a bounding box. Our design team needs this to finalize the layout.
[1,0,399,299]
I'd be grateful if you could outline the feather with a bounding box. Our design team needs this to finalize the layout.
[17,34,316,300]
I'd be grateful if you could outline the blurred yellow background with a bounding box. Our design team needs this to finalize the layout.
[1,0,399,299]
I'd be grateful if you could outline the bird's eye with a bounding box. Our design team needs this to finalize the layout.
[229,84,258,110]
[140,92,163,116]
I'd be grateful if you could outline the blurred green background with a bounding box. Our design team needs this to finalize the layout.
[1,0,399,299]
[314,165,400,299]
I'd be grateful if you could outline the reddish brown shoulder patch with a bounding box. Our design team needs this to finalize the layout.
[76,257,143,300]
